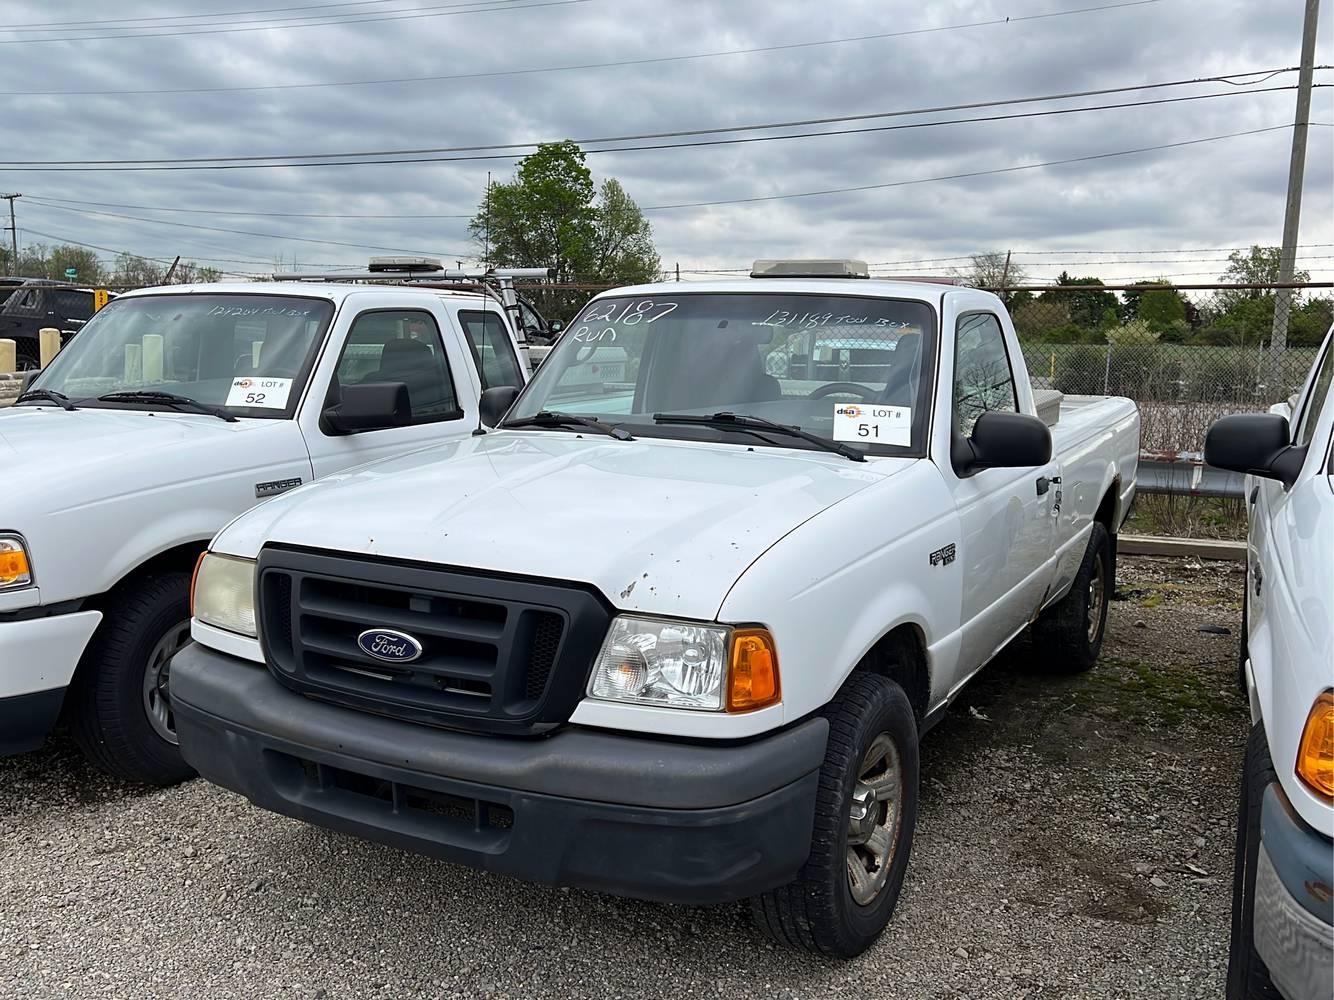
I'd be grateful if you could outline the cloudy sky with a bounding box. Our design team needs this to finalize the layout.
[2,0,1331,285]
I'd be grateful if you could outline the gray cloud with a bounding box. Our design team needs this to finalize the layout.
[2,0,1330,283]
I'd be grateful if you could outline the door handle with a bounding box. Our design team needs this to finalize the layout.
[1036,477,1050,496]
[1249,485,1259,506]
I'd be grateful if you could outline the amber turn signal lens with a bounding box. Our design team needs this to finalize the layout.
[0,542,30,588]
[727,629,780,712]
[189,551,208,617]
[1296,691,1334,802]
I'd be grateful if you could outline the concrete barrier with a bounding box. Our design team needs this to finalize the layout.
[39,327,62,368]
[0,338,14,375]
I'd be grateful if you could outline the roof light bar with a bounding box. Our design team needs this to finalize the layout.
[750,259,870,279]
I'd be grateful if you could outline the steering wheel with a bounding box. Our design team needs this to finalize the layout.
[809,382,879,400]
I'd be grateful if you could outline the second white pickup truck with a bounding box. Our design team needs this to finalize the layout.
[172,260,1139,955]
[0,264,531,784]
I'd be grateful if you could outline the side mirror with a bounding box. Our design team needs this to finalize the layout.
[953,411,1052,477]
[19,369,41,392]
[1204,413,1306,489]
[479,385,520,428]
[323,382,412,434]
[549,319,564,335]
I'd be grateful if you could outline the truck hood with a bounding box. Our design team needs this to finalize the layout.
[0,405,287,519]
[215,432,908,620]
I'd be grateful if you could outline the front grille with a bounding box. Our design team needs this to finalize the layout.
[256,546,612,736]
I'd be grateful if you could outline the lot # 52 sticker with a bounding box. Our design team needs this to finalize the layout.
[831,403,911,445]
[226,377,294,410]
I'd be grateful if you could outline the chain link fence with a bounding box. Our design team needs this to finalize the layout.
[994,282,1332,456]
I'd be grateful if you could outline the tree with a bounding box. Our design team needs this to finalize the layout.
[470,141,660,317]
[1218,246,1310,309]
[955,251,1027,305]
[1122,280,1189,341]
[1039,272,1119,330]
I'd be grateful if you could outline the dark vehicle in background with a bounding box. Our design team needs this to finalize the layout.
[0,280,109,370]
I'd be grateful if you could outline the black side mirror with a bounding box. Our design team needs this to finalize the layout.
[1204,413,1306,489]
[479,385,520,428]
[953,411,1052,477]
[323,382,412,434]
[19,369,41,392]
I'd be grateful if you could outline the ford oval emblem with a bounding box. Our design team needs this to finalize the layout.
[357,628,423,663]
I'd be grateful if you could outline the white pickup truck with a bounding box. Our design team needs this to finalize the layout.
[1205,324,1333,1000]
[0,267,530,784]
[171,260,1139,956]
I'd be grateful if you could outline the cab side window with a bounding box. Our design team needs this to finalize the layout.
[332,310,461,425]
[458,309,524,390]
[954,312,1017,436]
[1295,343,1332,449]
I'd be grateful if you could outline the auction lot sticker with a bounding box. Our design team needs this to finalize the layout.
[831,403,911,445]
[226,377,294,409]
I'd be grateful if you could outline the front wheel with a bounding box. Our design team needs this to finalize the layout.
[1032,521,1112,673]
[70,572,196,786]
[1227,724,1283,999]
[750,672,919,957]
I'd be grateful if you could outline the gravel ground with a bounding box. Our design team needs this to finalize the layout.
[0,555,1250,1000]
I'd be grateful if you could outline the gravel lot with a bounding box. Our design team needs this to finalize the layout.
[1,555,1249,1000]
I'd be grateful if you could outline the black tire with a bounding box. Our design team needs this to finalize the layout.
[16,344,41,372]
[1032,521,1112,673]
[750,672,919,957]
[69,572,196,786]
[1227,723,1283,999]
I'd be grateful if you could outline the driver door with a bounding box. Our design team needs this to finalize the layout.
[300,295,478,479]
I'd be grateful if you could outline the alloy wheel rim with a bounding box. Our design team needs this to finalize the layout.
[141,621,193,745]
[845,732,903,906]
[1087,552,1106,644]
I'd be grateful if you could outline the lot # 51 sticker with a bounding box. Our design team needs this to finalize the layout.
[832,403,911,445]
[226,377,294,410]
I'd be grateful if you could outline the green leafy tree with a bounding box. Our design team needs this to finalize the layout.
[470,141,660,318]
[1038,272,1119,330]
[1218,245,1310,310]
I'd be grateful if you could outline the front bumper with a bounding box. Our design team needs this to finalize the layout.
[1254,783,1334,1000]
[0,610,102,754]
[172,643,828,904]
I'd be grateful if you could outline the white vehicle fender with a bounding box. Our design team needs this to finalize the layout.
[718,461,959,721]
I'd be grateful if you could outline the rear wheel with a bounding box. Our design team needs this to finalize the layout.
[1226,724,1282,999]
[70,572,196,786]
[1032,522,1112,673]
[750,672,919,957]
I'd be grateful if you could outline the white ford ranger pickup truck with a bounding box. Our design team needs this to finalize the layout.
[171,260,1140,955]
[1205,323,1333,1000]
[0,272,528,784]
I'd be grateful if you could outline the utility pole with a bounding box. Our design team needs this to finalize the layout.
[2,193,19,275]
[1271,0,1320,353]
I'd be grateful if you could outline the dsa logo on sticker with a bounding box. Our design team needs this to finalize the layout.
[835,405,862,418]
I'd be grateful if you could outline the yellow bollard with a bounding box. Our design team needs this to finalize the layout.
[39,328,62,368]
[142,334,165,384]
[0,339,15,374]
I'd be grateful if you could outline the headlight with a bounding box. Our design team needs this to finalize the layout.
[0,535,33,590]
[1297,691,1334,802]
[191,552,257,637]
[588,616,779,712]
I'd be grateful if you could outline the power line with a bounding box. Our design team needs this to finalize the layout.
[639,124,1294,211]
[2,0,525,35]
[0,0,1160,82]
[0,0,585,44]
[3,69,1311,166]
[5,83,1319,174]
[4,0,426,30]
[23,201,476,258]
[23,197,472,220]
[2,0,496,30]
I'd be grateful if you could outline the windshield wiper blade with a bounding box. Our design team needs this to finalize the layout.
[504,410,634,440]
[15,388,77,411]
[98,390,238,423]
[653,411,865,462]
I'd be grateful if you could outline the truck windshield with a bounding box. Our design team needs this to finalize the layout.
[29,294,334,418]
[506,292,937,455]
